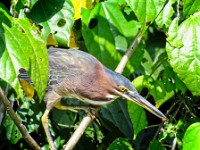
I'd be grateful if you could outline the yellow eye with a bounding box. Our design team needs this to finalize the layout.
[119,86,127,92]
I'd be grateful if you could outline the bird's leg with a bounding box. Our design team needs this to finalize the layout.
[87,106,100,120]
[41,92,61,150]
[42,109,55,150]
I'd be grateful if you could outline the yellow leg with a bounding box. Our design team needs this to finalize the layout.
[41,109,56,150]
[42,91,61,150]
[42,93,100,150]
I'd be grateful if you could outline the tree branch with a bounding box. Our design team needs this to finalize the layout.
[115,30,142,74]
[63,115,94,150]
[0,87,40,150]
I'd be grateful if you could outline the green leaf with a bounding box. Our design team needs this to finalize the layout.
[125,0,167,32]
[82,1,142,75]
[0,6,48,100]
[3,115,22,144]
[17,98,42,133]
[16,0,39,10]
[128,101,147,139]
[155,0,176,28]
[133,75,173,107]
[162,67,187,94]
[27,0,74,47]
[107,137,133,150]
[150,80,174,107]
[52,109,77,127]
[101,100,134,140]
[134,126,158,149]
[183,0,200,18]
[150,140,165,150]
[166,12,200,95]
[183,122,200,150]
[132,75,153,92]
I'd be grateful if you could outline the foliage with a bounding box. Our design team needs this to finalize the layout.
[0,0,200,149]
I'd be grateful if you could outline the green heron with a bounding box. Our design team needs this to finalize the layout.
[41,47,167,150]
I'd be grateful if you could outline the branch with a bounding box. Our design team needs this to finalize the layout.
[115,31,142,74]
[0,87,40,150]
[63,115,94,150]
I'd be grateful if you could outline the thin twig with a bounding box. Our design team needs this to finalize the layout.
[0,87,40,150]
[115,31,142,74]
[63,115,94,150]
[171,133,177,150]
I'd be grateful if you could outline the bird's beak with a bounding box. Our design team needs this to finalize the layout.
[115,90,167,122]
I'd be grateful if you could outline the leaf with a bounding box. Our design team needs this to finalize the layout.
[155,0,176,28]
[27,0,74,47]
[134,126,158,150]
[71,0,94,20]
[132,75,153,92]
[107,137,133,150]
[162,67,187,94]
[17,98,42,133]
[0,6,48,100]
[125,0,167,32]
[183,0,200,18]
[166,12,200,95]
[16,0,39,9]
[82,1,142,75]
[3,115,22,144]
[128,101,147,139]
[150,140,165,150]
[150,80,174,108]
[133,75,174,107]
[52,109,77,127]
[183,122,200,150]
[101,100,134,140]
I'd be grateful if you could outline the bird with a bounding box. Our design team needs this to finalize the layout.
[37,47,167,150]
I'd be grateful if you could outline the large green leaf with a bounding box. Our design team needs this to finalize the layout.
[101,100,134,140]
[0,5,48,100]
[155,0,176,28]
[183,122,200,150]
[16,0,39,10]
[27,0,74,47]
[149,140,165,150]
[82,1,142,75]
[125,0,167,32]
[150,80,174,107]
[128,101,147,138]
[166,13,200,95]
[183,0,200,18]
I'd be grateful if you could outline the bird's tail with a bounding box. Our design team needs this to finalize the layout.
[18,68,35,100]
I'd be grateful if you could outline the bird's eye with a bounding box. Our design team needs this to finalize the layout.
[119,86,127,92]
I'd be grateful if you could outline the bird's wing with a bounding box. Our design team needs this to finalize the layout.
[47,47,98,90]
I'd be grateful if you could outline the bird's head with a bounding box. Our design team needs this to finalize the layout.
[113,85,167,122]
[103,67,167,122]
